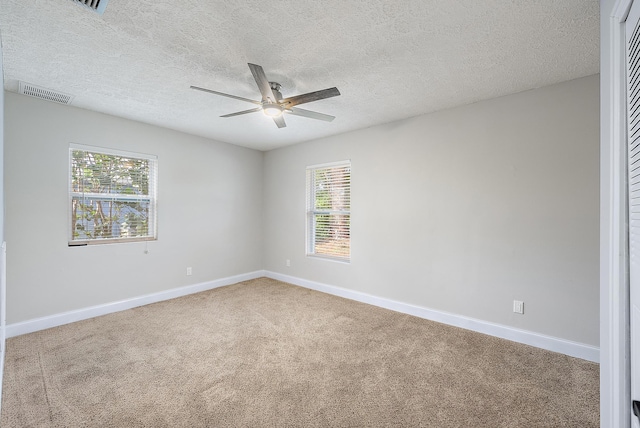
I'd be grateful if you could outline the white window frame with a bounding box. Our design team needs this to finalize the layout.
[306,160,351,262]
[69,144,158,245]
[603,1,634,426]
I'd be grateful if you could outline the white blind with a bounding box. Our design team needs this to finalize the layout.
[306,161,351,261]
[69,145,158,245]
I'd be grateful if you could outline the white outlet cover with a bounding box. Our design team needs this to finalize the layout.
[513,300,524,314]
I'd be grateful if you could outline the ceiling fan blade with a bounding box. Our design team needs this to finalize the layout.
[287,107,335,122]
[273,115,286,128]
[280,87,341,108]
[248,63,277,103]
[190,85,261,105]
[220,107,263,118]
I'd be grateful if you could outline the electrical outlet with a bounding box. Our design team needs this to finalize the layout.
[513,300,524,314]
[186,267,192,276]
[286,259,291,267]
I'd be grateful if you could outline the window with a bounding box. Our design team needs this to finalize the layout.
[306,161,351,261]
[69,144,157,245]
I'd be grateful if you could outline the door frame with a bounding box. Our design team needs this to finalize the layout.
[602,0,633,426]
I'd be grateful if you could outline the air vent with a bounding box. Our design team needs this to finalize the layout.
[19,82,74,105]
[72,0,109,14]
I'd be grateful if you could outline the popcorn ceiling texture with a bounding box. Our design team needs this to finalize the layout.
[0,0,599,150]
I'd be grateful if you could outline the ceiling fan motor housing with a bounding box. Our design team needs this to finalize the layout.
[269,82,283,102]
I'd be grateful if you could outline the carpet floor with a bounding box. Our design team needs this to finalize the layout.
[1,277,599,427]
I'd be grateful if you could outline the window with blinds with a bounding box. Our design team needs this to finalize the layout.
[306,161,351,261]
[69,144,158,245]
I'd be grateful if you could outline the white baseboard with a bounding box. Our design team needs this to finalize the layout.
[6,270,266,338]
[1,241,6,416]
[0,347,4,416]
[264,271,600,363]
[5,270,599,363]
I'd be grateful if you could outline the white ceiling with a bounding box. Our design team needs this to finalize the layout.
[0,0,599,151]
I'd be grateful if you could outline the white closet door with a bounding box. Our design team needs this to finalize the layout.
[627,1,640,426]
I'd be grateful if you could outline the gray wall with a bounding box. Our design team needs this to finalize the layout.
[4,74,600,348]
[263,75,600,346]
[5,92,263,323]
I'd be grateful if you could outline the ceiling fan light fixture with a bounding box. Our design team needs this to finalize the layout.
[262,104,283,117]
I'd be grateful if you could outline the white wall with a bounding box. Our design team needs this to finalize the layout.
[4,92,263,324]
[263,75,600,347]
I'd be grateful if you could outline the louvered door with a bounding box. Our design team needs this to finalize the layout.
[627,2,640,426]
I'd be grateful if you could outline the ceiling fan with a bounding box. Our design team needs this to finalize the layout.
[191,63,340,129]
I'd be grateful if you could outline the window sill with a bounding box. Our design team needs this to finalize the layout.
[306,254,351,264]
[69,237,157,247]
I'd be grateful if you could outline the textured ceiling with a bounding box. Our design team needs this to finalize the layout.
[0,0,599,151]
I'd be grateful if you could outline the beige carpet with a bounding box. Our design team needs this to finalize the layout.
[1,277,598,427]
